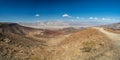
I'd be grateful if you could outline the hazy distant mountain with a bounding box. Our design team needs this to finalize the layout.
[103,22,120,29]
[19,20,104,29]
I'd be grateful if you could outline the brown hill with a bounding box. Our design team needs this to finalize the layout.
[0,23,120,60]
[0,23,38,35]
[0,23,47,60]
[50,28,120,60]
[0,23,78,60]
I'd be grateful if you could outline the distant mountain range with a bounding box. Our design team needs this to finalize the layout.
[19,20,107,29]
[104,22,120,30]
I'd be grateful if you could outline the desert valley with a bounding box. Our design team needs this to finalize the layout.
[0,22,120,60]
[0,0,120,60]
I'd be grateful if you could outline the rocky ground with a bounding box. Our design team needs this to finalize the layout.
[0,23,120,60]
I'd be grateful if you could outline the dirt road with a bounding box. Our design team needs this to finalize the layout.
[93,27,120,46]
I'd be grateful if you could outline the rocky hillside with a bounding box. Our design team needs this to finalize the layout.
[0,23,42,35]
[0,23,79,60]
[53,28,115,60]
[0,23,120,60]
[0,23,45,60]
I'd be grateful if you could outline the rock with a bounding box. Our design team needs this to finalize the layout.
[3,38,11,43]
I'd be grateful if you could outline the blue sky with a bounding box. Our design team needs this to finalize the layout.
[0,0,120,23]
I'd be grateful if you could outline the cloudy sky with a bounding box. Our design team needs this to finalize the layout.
[0,0,120,23]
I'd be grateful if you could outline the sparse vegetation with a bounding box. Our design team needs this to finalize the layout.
[0,23,120,60]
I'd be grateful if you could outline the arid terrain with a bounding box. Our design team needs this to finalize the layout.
[0,22,120,60]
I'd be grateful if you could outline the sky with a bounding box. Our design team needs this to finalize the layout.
[0,0,120,23]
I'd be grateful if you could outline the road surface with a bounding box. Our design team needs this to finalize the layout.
[93,27,120,46]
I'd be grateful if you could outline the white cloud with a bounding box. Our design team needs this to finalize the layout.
[89,17,98,20]
[102,18,105,20]
[62,14,71,17]
[94,17,98,20]
[35,14,40,17]
[71,20,74,22]
[89,17,93,19]
[102,18,111,20]
[76,16,80,19]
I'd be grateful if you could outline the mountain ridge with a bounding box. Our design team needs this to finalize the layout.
[0,22,120,60]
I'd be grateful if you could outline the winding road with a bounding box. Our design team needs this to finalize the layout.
[93,27,120,46]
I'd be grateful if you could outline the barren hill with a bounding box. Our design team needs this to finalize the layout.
[0,23,120,60]
[53,28,114,60]
[0,23,77,60]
